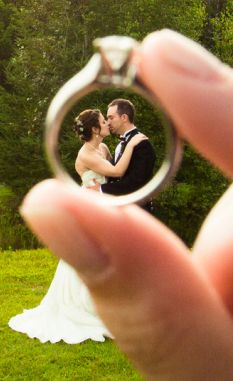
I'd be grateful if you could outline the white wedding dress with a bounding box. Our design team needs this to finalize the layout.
[8,171,112,344]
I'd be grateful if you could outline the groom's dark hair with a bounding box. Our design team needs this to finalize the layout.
[108,99,135,123]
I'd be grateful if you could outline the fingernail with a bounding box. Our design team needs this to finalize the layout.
[145,29,227,81]
[20,199,111,280]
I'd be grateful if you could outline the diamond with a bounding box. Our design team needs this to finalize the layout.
[93,35,138,72]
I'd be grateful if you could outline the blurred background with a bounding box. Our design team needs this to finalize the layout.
[0,0,232,249]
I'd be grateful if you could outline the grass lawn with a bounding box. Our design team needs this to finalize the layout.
[0,249,143,380]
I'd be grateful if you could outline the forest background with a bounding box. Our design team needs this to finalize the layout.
[0,0,232,250]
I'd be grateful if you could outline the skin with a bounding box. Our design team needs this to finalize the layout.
[20,30,233,380]
[75,112,147,178]
[107,104,132,136]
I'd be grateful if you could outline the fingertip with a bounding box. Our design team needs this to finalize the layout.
[20,178,104,219]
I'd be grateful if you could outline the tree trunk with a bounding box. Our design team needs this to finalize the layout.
[202,0,227,49]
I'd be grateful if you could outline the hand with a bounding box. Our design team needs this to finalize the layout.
[86,179,101,192]
[20,30,233,380]
[128,132,148,148]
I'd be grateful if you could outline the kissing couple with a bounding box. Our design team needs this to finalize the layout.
[74,98,156,213]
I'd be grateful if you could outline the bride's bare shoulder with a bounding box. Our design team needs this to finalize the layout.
[76,145,86,159]
[75,146,88,171]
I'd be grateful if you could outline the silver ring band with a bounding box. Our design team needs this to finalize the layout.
[45,36,182,207]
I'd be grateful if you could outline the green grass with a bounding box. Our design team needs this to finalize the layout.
[0,249,143,380]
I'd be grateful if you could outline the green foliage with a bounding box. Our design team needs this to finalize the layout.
[201,0,228,49]
[211,0,233,64]
[155,146,230,246]
[0,0,18,87]
[116,0,207,41]
[0,249,142,380]
[0,186,38,249]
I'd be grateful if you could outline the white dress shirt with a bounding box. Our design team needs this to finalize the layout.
[114,127,137,162]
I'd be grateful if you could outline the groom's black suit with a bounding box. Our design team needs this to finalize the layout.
[101,128,156,212]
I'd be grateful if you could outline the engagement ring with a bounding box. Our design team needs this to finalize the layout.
[45,35,182,207]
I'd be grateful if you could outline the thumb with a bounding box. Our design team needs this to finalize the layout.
[20,179,233,380]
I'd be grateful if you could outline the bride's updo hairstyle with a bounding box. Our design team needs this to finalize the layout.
[73,109,101,142]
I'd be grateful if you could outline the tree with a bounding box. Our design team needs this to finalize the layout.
[202,0,228,49]
[0,0,18,87]
[211,0,233,65]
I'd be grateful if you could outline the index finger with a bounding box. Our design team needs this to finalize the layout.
[137,29,233,178]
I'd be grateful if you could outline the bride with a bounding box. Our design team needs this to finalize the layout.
[9,108,146,344]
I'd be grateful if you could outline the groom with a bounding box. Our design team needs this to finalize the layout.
[102,98,156,213]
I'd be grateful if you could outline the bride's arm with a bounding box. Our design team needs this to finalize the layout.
[80,134,148,177]
[100,143,112,161]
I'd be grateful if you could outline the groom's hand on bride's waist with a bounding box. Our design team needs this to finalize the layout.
[86,179,101,192]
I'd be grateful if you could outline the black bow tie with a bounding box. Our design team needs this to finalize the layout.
[119,136,126,142]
